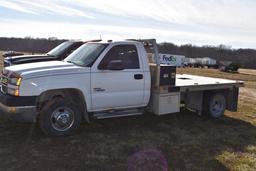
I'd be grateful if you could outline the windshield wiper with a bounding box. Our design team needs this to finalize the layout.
[66,60,74,64]
[46,53,56,57]
[65,60,85,67]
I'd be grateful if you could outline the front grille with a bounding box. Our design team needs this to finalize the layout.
[1,85,8,94]
[1,74,8,94]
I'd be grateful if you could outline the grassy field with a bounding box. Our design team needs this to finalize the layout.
[0,54,255,170]
[239,69,256,76]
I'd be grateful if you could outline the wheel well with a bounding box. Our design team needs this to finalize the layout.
[203,89,233,110]
[210,88,239,112]
[37,89,88,120]
[182,88,237,116]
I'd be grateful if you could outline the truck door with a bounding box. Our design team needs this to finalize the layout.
[91,44,144,111]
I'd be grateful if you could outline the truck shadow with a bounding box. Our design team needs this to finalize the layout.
[0,110,255,170]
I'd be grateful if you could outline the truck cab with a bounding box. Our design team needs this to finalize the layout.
[0,40,152,136]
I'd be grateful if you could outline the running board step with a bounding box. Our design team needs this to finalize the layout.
[93,109,143,119]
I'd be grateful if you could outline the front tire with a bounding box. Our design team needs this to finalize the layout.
[203,93,226,118]
[39,98,82,136]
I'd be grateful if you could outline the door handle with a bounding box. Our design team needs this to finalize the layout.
[94,88,106,92]
[134,74,143,80]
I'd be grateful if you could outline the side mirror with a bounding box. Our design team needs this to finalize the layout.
[107,60,124,70]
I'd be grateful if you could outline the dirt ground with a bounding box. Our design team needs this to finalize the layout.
[0,58,255,170]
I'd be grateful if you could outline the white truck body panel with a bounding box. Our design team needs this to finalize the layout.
[91,70,145,110]
[149,92,180,115]
[6,61,83,79]
[9,61,93,110]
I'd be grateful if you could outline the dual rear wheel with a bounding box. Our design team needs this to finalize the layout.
[203,93,226,118]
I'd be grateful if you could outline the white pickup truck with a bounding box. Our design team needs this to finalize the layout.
[0,39,244,136]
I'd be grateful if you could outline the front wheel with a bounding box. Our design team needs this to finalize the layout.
[203,93,226,118]
[39,98,82,136]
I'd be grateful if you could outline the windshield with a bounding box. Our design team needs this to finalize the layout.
[64,43,108,67]
[47,41,74,56]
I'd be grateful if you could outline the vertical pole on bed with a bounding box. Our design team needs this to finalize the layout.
[151,39,160,89]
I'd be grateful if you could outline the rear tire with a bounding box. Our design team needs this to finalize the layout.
[39,98,82,136]
[203,93,226,118]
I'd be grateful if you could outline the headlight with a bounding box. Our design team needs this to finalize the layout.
[1,71,22,96]
[7,88,19,96]
[9,72,22,86]
[9,77,22,86]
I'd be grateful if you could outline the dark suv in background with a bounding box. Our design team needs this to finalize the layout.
[2,51,24,58]
[3,40,84,67]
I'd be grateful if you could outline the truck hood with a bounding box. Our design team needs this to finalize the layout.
[5,61,90,79]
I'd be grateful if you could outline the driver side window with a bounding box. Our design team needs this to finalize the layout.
[99,45,140,69]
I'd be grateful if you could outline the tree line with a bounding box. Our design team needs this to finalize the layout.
[0,37,255,69]
[0,37,66,54]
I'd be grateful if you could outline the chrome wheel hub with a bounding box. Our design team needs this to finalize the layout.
[51,107,75,131]
[211,98,224,116]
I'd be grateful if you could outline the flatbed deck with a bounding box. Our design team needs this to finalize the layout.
[176,74,244,92]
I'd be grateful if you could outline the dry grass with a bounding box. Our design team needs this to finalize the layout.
[0,61,255,170]
[239,69,256,76]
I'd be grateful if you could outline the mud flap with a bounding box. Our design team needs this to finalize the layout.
[226,87,239,112]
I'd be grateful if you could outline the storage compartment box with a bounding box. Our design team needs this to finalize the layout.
[148,92,180,115]
[160,65,176,86]
[149,64,176,87]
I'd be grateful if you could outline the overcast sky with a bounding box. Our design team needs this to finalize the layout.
[0,0,256,49]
